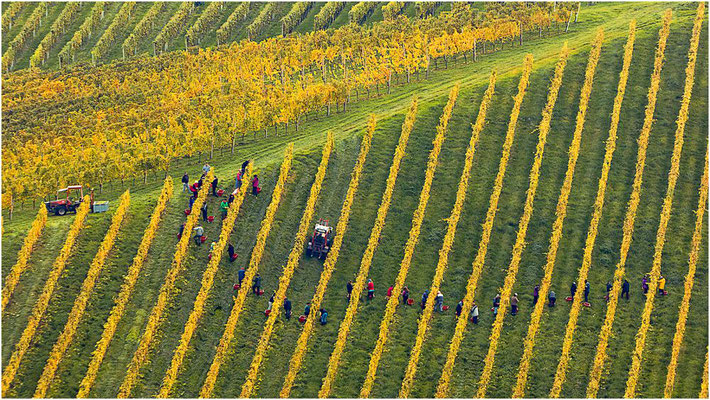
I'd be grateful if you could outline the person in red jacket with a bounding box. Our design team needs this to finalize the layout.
[367,278,375,300]
[252,175,259,196]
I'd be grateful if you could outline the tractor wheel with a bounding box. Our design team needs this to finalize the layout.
[56,207,67,216]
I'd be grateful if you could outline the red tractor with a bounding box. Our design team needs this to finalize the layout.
[306,219,333,260]
[44,185,88,216]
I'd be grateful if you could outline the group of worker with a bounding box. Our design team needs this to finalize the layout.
[179,161,263,247]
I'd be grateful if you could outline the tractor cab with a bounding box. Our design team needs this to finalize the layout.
[306,219,333,260]
[45,185,84,216]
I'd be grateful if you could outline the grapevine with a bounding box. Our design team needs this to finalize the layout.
[185,2,224,47]
[314,2,344,31]
[117,171,212,398]
[580,20,635,398]
[30,2,80,68]
[664,147,708,397]
[280,117,375,398]
[34,191,131,398]
[153,2,194,54]
[2,3,25,34]
[122,2,164,58]
[624,6,701,395]
[382,2,405,21]
[91,2,136,63]
[1,197,91,396]
[515,20,632,399]
[318,98,418,398]
[59,2,107,66]
[78,177,173,398]
[2,3,48,72]
[360,84,459,398]
[216,2,249,45]
[349,2,377,24]
[436,51,557,398]
[399,72,496,398]
[1,205,47,312]
[582,10,672,397]
[199,144,294,398]
[281,2,311,35]
[482,29,601,398]
[240,135,334,398]
[246,3,274,40]
[158,164,252,398]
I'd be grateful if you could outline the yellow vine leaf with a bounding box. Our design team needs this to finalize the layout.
[35,191,132,398]
[2,196,91,396]
[280,117,375,398]
[199,145,294,398]
[664,147,708,398]
[2,205,47,312]
[240,134,334,397]
[437,51,545,398]
[584,10,672,397]
[118,171,213,398]
[77,177,173,397]
[158,165,252,397]
[624,6,701,396]
[360,84,459,398]
[317,98,418,398]
[399,71,496,398]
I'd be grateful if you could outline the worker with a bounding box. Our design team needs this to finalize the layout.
[267,291,275,311]
[435,291,444,312]
[584,280,590,303]
[511,293,519,315]
[658,275,666,295]
[549,290,556,307]
[304,302,311,317]
[533,284,540,305]
[228,193,235,205]
[571,281,577,299]
[421,290,429,310]
[319,309,328,325]
[202,163,211,175]
[241,160,250,174]
[252,273,262,295]
[237,266,245,286]
[492,293,501,315]
[182,172,190,193]
[386,286,393,297]
[235,170,242,189]
[252,175,259,196]
[178,223,185,238]
[189,195,196,210]
[470,301,479,324]
[621,279,630,300]
[284,297,292,320]
[209,241,216,256]
[456,300,463,316]
[190,183,199,198]
[346,280,353,299]
[401,286,410,305]
[228,243,236,262]
[642,274,649,294]
[367,278,374,300]
[193,225,204,246]
[201,202,208,221]
[220,199,229,219]
[606,281,612,301]
[212,176,219,196]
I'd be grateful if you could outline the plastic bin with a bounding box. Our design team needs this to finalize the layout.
[92,201,110,213]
